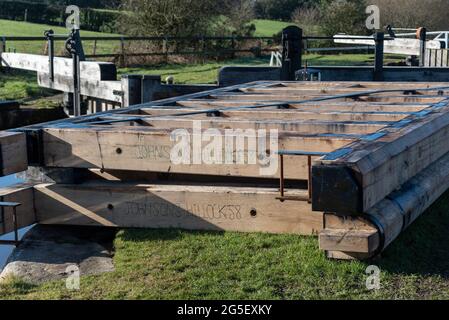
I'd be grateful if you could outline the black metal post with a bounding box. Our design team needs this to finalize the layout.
[73,49,81,117]
[374,32,384,81]
[44,30,55,82]
[281,26,303,81]
[418,27,427,67]
[65,29,85,117]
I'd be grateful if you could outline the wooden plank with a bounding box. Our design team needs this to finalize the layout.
[34,182,323,236]
[240,87,449,96]
[437,49,443,67]
[41,127,355,179]
[279,81,449,89]
[38,74,122,103]
[1,53,117,81]
[130,117,388,135]
[334,36,441,55]
[443,49,449,68]
[0,131,28,176]
[425,49,431,67]
[319,229,379,254]
[0,184,36,236]
[137,108,410,122]
[313,98,449,214]
[177,100,429,113]
[208,94,444,104]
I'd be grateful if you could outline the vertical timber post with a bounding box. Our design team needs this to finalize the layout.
[280,26,303,81]
[418,27,427,67]
[374,32,384,81]
[141,75,162,103]
[121,75,142,107]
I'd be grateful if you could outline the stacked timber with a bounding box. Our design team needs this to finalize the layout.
[3,80,449,260]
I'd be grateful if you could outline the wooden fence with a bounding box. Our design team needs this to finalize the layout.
[0,35,280,66]
[425,49,449,67]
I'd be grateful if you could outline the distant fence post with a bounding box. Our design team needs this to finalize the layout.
[163,36,169,63]
[93,39,97,56]
[280,26,303,81]
[119,37,126,67]
[373,32,384,81]
[231,35,236,59]
[121,75,142,107]
[418,27,427,67]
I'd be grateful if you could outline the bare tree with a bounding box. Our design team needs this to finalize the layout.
[372,0,449,30]
[291,6,322,35]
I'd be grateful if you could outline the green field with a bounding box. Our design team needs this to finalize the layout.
[1,188,449,300]
[0,19,120,55]
[251,19,293,37]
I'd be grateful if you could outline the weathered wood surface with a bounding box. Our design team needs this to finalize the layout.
[334,35,441,55]
[1,53,117,81]
[0,184,36,236]
[425,49,449,67]
[313,97,449,214]
[0,131,28,176]
[34,182,323,235]
[41,127,354,179]
[319,148,449,258]
[37,74,122,103]
[9,80,449,260]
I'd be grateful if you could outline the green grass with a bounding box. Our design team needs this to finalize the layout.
[0,19,120,55]
[2,188,449,300]
[118,54,402,85]
[0,70,55,101]
[252,19,294,37]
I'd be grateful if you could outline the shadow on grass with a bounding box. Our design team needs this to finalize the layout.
[119,228,225,243]
[118,188,449,280]
[376,189,449,278]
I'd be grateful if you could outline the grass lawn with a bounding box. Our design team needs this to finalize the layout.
[119,54,402,84]
[1,188,449,300]
[251,19,294,37]
[0,19,120,55]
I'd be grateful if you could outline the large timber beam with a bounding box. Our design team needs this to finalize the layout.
[119,117,387,135]
[312,98,449,214]
[34,182,323,236]
[38,127,356,179]
[208,94,444,104]
[0,184,36,236]
[1,53,117,81]
[177,100,430,113]
[136,108,410,122]
[0,131,28,176]
[320,147,449,259]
